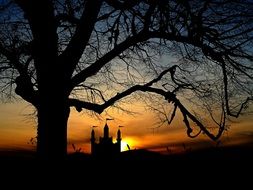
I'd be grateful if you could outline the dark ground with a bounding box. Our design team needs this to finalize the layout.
[0,146,252,187]
[0,145,252,162]
[0,145,252,166]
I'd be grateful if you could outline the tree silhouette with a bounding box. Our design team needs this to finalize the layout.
[0,0,252,159]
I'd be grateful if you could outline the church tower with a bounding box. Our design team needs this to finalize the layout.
[90,122,122,156]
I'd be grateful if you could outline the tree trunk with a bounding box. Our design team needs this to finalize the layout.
[36,95,70,160]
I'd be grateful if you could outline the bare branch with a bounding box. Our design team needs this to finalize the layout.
[0,34,38,104]
[70,31,149,88]
[69,65,176,112]
[1,0,252,148]
[105,0,142,10]
[58,0,102,78]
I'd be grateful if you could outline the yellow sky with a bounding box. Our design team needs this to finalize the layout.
[0,100,252,154]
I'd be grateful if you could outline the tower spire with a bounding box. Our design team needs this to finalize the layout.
[90,128,96,155]
[117,127,122,152]
[104,123,109,138]
[117,129,121,141]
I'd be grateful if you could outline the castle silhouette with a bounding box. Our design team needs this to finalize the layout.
[90,122,121,156]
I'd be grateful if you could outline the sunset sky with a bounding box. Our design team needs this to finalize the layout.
[0,99,252,154]
[0,0,253,158]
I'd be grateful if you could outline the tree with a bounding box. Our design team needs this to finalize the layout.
[0,0,252,159]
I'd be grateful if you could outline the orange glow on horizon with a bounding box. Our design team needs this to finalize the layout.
[0,101,253,154]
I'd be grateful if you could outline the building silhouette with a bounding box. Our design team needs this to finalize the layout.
[90,123,121,156]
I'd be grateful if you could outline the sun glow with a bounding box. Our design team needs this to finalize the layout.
[121,141,129,151]
[120,138,136,152]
